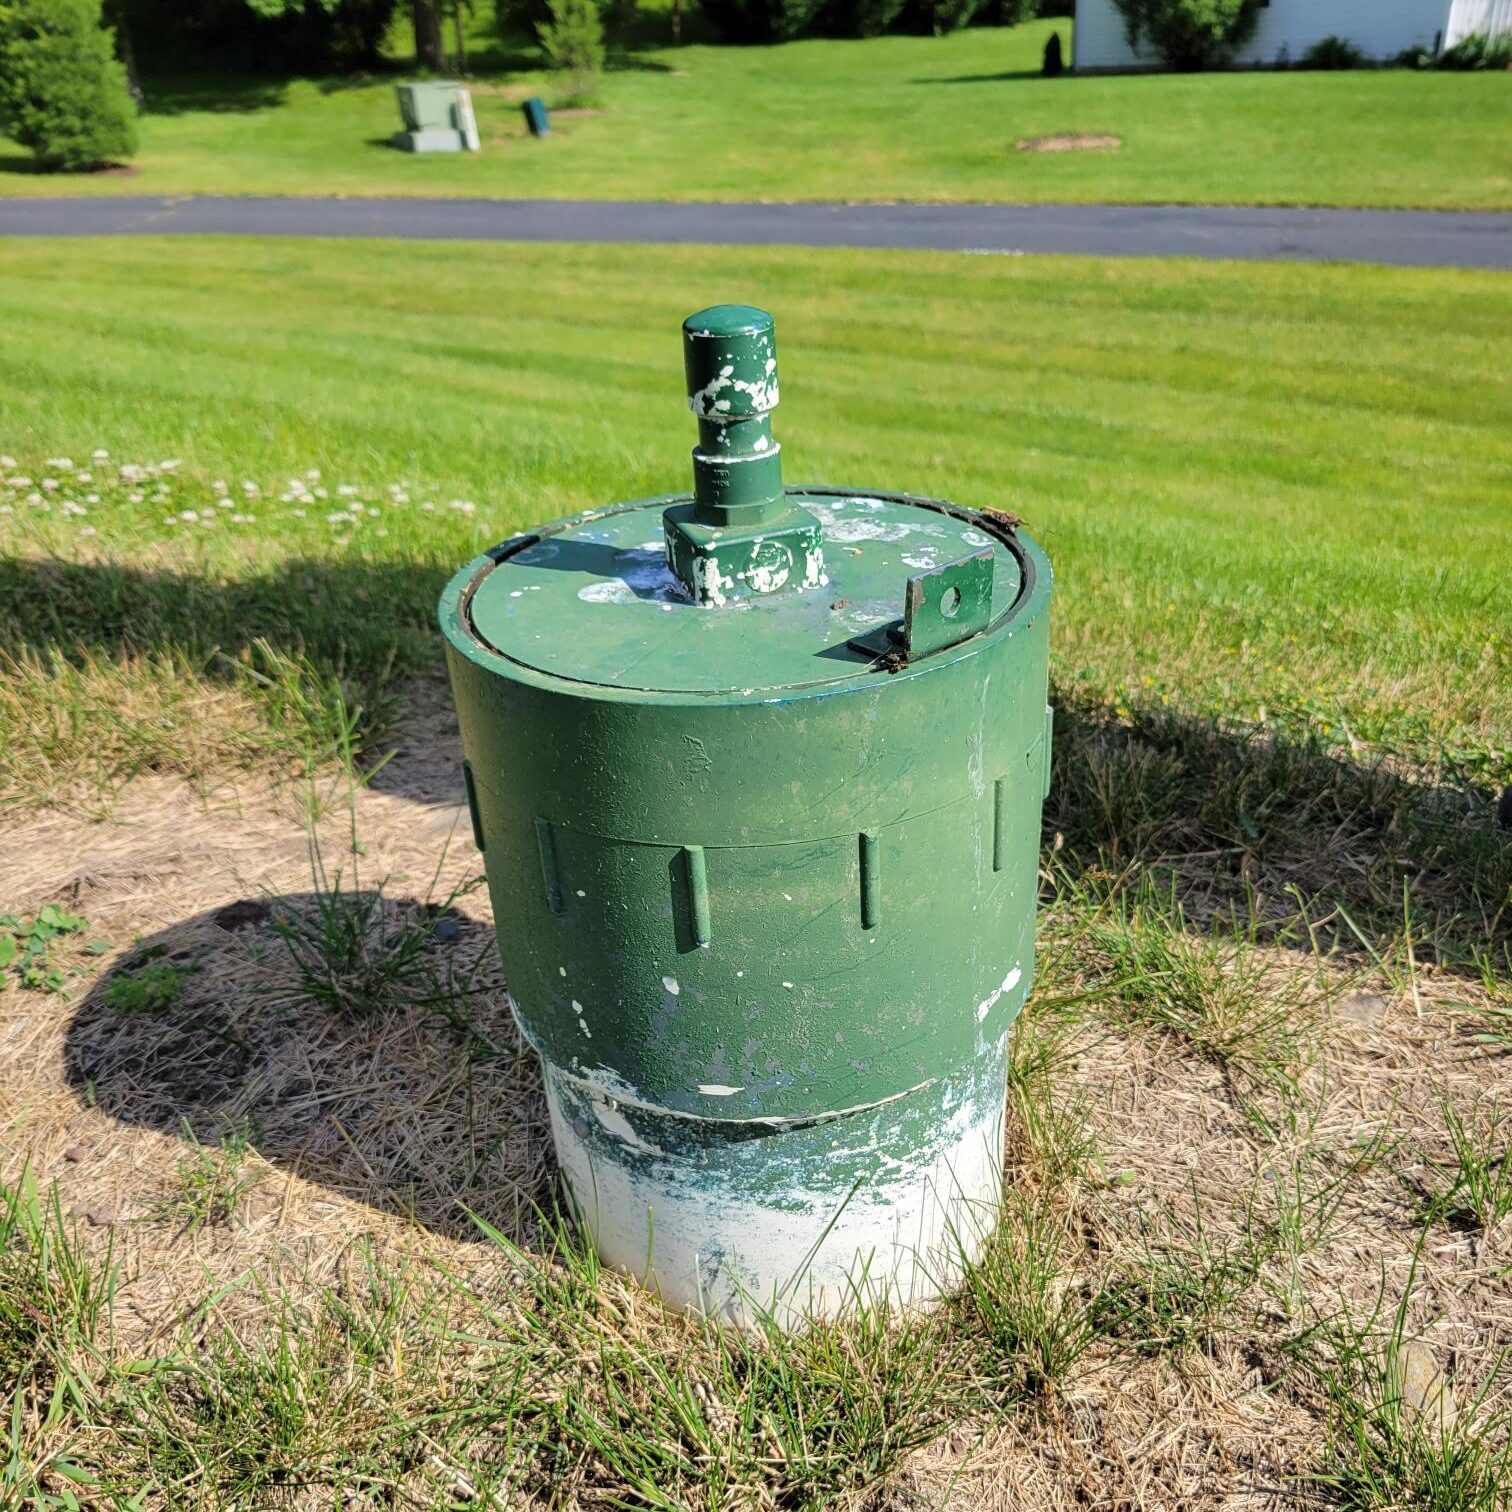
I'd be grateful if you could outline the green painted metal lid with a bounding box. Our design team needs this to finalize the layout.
[464,488,1027,696]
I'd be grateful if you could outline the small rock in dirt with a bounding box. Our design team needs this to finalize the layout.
[1336,990,1389,1024]
[1388,1341,1457,1434]
[61,1145,87,1163]
[213,899,272,931]
[80,1207,117,1227]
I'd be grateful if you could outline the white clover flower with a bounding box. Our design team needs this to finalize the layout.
[199,517,215,527]
[0,456,15,469]
[161,459,181,470]
[306,468,320,480]
[42,478,58,491]
[25,492,40,505]
[46,457,73,469]
[326,510,354,525]
[421,501,435,512]
[393,491,410,504]
[292,508,306,518]
[85,493,99,504]
[338,484,358,497]
[350,501,365,513]
[9,476,31,488]
[218,499,234,510]
[241,480,258,494]
[79,525,97,537]
[232,513,255,524]
[91,449,109,461]
[180,510,199,522]
[164,517,177,525]
[128,491,144,503]
[0,505,12,516]
[449,500,476,514]
[77,472,91,483]
[212,479,228,494]
[62,501,87,517]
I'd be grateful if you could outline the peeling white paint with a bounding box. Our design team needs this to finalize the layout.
[592,1098,662,1156]
[975,966,1023,1023]
[544,1042,1009,1327]
[688,362,780,419]
[698,1084,745,1096]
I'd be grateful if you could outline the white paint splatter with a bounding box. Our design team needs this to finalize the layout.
[975,966,1023,1023]
[662,976,680,996]
[698,1084,745,1096]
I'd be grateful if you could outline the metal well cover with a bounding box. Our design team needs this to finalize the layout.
[467,490,1025,696]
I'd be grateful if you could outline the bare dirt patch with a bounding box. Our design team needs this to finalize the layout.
[1016,133,1122,154]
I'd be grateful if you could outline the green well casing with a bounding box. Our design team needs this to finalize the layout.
[440,305,1052,1323]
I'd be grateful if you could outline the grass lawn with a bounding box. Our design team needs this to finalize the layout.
[2,19,1510,208]
[1,236,1508,792]
[1,238,1510,1506]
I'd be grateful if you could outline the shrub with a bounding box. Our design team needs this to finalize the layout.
[537,0,603,99]
[1110,0,1264,71]
[1300,34,1367,70]
[1436,30,1512,70]
[0,0,137,171]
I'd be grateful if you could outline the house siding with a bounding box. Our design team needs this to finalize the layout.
[1074,0,1451,70]
[1445,0,1512,43]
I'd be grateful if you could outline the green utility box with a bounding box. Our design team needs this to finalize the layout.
[440,305,1053,1325]
[393,81,479,153]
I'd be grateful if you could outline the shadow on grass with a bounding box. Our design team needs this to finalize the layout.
[911,69,1046,83]
[5,555,1508,968]
[62,891,552,1244]
[139,73,291,116]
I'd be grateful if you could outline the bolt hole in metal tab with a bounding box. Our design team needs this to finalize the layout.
[439,302,1053,1326]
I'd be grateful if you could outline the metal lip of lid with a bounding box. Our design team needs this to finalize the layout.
[445,487,1045,703]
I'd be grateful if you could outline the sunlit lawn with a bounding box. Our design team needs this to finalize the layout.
[2,18,1510,207]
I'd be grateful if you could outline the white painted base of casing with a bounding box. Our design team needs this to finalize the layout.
[542,1042,1008,1328]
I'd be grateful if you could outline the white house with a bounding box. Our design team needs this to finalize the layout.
[1071,0,1512,71]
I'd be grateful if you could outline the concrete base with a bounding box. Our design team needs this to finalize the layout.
[542,1038,1009,1327]
[391,128,468,153]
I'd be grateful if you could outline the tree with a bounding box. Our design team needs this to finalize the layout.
[0,0,137,170]
[1110,0,1262,70]
[537,0,602,99]
[412,0,444,66]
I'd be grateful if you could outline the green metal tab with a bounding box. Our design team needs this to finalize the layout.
[904,548,995,658]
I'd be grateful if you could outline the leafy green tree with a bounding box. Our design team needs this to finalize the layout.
[1111,0,1263,70]
[0,0,137,170]
[538,0,603,99]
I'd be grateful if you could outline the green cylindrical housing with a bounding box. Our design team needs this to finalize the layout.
[440,307,1052,1324]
